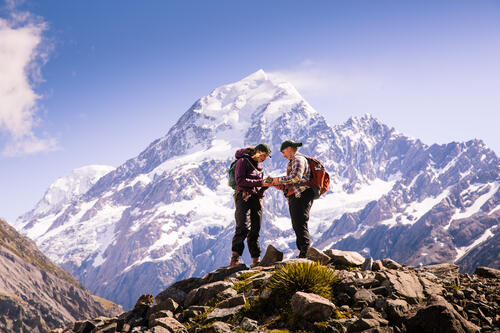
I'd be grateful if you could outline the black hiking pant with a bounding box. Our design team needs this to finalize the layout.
[231,192,262,258]
[288,187,314,258]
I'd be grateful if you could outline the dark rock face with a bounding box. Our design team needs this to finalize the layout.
[0,219,120,333]
[14,71,500,310]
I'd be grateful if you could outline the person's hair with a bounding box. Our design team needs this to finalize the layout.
[252,150,268,159]
[244,146,256,155]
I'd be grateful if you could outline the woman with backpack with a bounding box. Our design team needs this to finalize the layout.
[230,143,272,268]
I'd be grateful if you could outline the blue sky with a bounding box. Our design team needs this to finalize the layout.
[1,0,499,222]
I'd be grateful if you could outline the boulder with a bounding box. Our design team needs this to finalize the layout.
[376,270,425,304]
[148,310,174,328]
[324,249,365,267]
[184,281,233,307]
[362,257,374,271]
[420,263,460,280]
[73,321,96,333]
[155,277,205,305]
[197,321,233,333]
[474,266,500,279]
[348,315,389,333]
[381,258,402,270]
[306,247,331,265]
[406,295,480,333]
[372,260,383,271]
[150,327,171,333]
[216,295,246,309]
[147,297,178,319]
[385,299,410,324]
[259,245,284,266]
[205,305,244,321]
[181,305,210,320]
[150,317,187,333]
[240,317,258,331]
[353,289,376,307]
[291,291,335,322]
[203,264,248,283]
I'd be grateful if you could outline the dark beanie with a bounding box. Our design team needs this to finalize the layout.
[280,140,303,151]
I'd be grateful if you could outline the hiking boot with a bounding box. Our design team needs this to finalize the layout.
[229,252,242,267]
[250,257,260,268]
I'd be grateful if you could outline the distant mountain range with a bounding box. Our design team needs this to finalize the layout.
[14,70,500,309]
[0,218,121,332]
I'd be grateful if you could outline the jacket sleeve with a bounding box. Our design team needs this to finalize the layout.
[235,158,263,187]
[278,156,307,184]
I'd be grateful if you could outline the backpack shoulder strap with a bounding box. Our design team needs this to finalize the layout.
[244,158,263,174]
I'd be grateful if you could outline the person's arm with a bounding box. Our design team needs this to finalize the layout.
[277,156,306,185]
[235,159,264,187]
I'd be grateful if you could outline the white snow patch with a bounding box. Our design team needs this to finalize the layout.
[454,225,498,262]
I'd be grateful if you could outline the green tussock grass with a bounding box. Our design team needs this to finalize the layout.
[267,261,339,300]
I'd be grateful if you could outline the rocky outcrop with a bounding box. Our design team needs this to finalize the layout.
[0,219,121,333]
[62,248,499,333]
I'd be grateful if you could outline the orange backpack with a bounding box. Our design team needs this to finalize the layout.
[305,157,330,199]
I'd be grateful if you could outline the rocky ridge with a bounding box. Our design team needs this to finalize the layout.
[0,218,122,333]
[60,247,499,333]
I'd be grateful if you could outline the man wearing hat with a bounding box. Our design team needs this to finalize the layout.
[271,140,314,258]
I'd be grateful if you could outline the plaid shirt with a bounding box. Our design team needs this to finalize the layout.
[278,152,311,197]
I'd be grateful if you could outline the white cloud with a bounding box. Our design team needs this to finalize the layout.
[269,61,381,98]
[0,5,59,156]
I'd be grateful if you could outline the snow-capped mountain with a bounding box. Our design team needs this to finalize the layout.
[15,70,500,309]
[15,165,115,240]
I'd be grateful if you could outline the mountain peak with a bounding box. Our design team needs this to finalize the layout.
[241,69,268,82]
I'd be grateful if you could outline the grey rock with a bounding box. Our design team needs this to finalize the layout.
[216,295,246,309]
[203,264,248,283]
[420,263,460,280]
[259,245,284,267]
[196,321,233,333]
[184,281,233,307]
[324,249,365,267]
[181,305,210,320]
[148,311,174,328]
[406,295,481,333]
[150,326,171,333]
[372,260,383,271]
[353,289,376,306]
[474,266,500,279]
[362,257,374,271]
[73,321,96,333]
[150,317,187,333]
[385,299,410,324]
[156,278,205,305]
[306,247,331,265]
[291,291,335,322]
[205,305,244,321]
[240,317,258,331]
[376,270,425,304]
[381,259,402,270]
